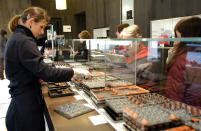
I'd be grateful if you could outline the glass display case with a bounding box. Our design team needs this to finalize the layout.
[55,38,201,93]
[49,38,201,130]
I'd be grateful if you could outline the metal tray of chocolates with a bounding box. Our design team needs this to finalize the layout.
[90,71,105,77]
[129,93,170,105]
[162,125,196,131]
[81,79,105,97]
[91,85,149,106]
[104,93,168,121]
[104,96,133,121]
[73,65,91,70]
[124,124,195,131]
[54,101,94,119]
[123,106,183,131]
[92,75,118,81]
[54,61,70,67]
[47,82,70,89]
[48,87,74,98]
[106,80,133,87]
[122,97,201,131]
[82,79,106,89]
[160,101,201,130]
[85,62,107,70]
[68,62,83,67]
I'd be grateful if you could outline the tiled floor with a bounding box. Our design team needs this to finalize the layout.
[0,79,49,131]
[0,118,7,131]
[0,79,10,131]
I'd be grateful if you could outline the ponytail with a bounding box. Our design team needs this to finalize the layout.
[8,7,50,33]
[8,15,20,33]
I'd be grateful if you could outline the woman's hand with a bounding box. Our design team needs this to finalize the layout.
[73,68,91,80]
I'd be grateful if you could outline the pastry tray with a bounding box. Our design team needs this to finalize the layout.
[54,101,94,119]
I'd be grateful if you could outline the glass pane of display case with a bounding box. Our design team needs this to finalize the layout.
[48,37,201,104]
[45,37,201,130]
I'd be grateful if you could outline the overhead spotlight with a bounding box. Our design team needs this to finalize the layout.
[56,0,67,10]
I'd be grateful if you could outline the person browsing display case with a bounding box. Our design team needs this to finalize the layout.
[5,7,88,131]
[166,17,201,108]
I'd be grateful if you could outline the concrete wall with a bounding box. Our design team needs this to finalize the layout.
[0,0,31,35]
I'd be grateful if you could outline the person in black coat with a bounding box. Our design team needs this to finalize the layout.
[5,7,75,131]
[74,30,92,61]
[0,29,7,79]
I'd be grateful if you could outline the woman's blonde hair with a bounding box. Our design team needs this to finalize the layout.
[78,30,92,39]
[8,7,50,32]
[120,25,142,38]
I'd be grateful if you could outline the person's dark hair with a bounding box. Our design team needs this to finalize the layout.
[8,7,50,32]
[166,16,201,70]
[0,29,7,37]
[174,17,201,37]
[117,23,129,33]
[78,30,92,39]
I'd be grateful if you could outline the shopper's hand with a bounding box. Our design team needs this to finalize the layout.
[73,68,91,80]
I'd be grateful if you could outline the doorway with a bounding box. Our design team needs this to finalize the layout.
[75,12,86,38]
[49,18,62,35]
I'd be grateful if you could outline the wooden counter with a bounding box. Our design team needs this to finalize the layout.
[42,86,115,131]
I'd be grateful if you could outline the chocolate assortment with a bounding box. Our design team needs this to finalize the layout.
[47,82,74,98]
[91,85,149,106]
[104,93,167,121]
[123,106,183,131]
[49,61,201,130]
[123,95,201,131]
[54,61,70,67]
[160,101,201,130]
[82,80,106,89]
[47,82,70,89]
[106,80,133,87]
[90,71,105,77]
[48,88,74,98]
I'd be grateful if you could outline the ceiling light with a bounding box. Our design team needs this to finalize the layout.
[56,0,67,10]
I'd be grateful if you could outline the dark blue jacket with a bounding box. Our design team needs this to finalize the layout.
[4,25,74,131]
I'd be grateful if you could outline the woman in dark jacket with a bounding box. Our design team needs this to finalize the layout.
[5,7,74,131]
[166,17,201,108]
